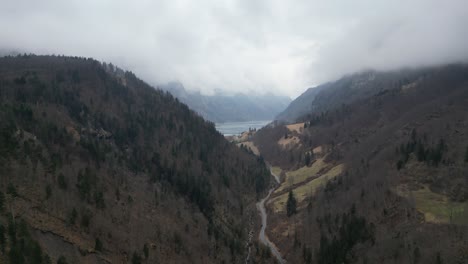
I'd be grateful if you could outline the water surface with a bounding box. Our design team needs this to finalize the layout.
[215,120,270,136]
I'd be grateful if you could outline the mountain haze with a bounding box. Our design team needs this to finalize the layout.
[275,85,324,122]
[162,82,291,123]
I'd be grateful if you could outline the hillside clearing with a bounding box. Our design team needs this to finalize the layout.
[397,184,468,224]
[286,122,304,134]
[275,158,328,193]
[270,163,344,212]
[277,136,301,149]
[313,146,323,155]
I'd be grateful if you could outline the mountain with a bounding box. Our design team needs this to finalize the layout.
[275,85,324,122]
[0,55,271,263]
[253,64,468,263]
[161,82,291,123]
[276,69,439,122]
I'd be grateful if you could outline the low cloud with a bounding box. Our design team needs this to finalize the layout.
[309,0,468,86]
[1,0,467,98]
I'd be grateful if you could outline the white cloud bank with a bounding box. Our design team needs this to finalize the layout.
[1,0,467,97]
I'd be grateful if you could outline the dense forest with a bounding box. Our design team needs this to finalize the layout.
[0,55,271,263]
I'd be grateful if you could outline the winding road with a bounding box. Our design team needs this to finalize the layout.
[256,168,286,264]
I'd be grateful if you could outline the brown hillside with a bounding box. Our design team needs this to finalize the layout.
[0,55,271,264]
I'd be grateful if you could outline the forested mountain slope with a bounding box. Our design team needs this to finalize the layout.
[275,84,325,122]
[253,64,468,263]
[0,55,271,263]
[276,68,441,122]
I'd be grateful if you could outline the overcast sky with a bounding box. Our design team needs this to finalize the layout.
[1,0,468,98]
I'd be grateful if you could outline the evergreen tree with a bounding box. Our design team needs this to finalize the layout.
[143,243,149,259]
[287,190,297,217]
[57,256,68,264]
[436,252,443,264]
[0,224,5,253]
[46,184,52,199]
[132,252,142,264]
[304,152,311,166]
[58,173,68,190]
[0,191,4,212]
[95,238,103,251]
[7,183,18,197]
[465,146,468,162]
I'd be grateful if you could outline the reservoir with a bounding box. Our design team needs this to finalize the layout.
[215,120,271,136]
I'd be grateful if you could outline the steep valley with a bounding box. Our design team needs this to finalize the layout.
[1,55,468,264]
[1,1,468,263]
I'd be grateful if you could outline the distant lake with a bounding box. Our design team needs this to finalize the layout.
[215,120,271,136]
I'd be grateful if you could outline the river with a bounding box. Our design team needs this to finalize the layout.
[256,169,286,264]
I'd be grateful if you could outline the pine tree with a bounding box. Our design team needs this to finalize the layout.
[0,224,5,253]
[143,243,149,259]
[95,238,103,251]
[0,191,4,212]
[287,190,297,217]
[57,256,68,264]
[132,252,142,264]
[464,146,468,162]
[305,152,311,166]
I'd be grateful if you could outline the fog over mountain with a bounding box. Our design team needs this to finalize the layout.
[161,82,291,122]
[1,0,467,97]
